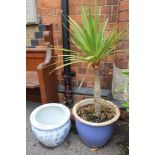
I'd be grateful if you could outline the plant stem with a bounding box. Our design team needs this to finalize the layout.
[94,66,101,114]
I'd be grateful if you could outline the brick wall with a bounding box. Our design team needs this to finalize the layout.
[116,0,129,69]
[36,0,129,103]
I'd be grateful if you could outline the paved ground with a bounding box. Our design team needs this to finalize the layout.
[26,101,129,155]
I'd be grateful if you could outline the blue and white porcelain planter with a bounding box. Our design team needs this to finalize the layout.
[30,103,71,147]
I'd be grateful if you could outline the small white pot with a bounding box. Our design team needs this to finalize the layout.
[30,103,71,147]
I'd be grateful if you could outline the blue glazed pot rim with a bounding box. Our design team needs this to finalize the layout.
[30,103,70,130]
[72,98,120,127]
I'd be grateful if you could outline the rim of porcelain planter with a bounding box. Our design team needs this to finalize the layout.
[30,103,70,130]
[72,98,120,127]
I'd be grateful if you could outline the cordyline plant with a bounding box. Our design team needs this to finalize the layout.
[50,3,125,115]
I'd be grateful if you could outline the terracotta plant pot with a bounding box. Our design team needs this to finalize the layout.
[72,98,120,148]
[30,103,71,147]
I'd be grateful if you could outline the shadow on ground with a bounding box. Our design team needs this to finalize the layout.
[26,101,129,155]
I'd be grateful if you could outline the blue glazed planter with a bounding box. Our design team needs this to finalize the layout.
[73,98,120,148]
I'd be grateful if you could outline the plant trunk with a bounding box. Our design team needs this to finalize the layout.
[94,66,101,115]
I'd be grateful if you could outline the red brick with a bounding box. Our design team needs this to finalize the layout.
[46,8,56,15]
[102,57,109,62]
[79,0,106,6]
[123,32,129,41]
[71,67,78,73]
[108,55,115,62]
[77,6,89,15]
[69,6,78,15]
[106,0,118,5]
[109,15,117,23]
[99,14,109,22]
[76,0,106,6]
[56,72,62,79]
[119,11,129,21]
[56,72,61,77]
[115,54,129,60]
[87,81,94,88]
[119,0,129,11]
[71,63,81,68]
[38,9,47,16]
[118,22,129,31]
[97,0,106,5]
[53,32,62,39]
[116,49,129,55]
[101,6,112,14]
[87,69,94,75]
[69,0,81,6]
[53,24,58,31]
[37,0,61,9]
[112,6,118,13]
[108,23,116,31]
[85,75,94,81]
[117,40,129,50]
[113,0,118,5]
[70,15,83,23]
[58,38,62,45]
[53,39,58,46]
[78,68,87,74]
[115,60,129,69]
[55,7,62,15]
[37,1,61,15]
[37,0,44,9]
[42,16,54,24]
[104,24,111,31]
[80,62,87,68]
[54,16,62,24]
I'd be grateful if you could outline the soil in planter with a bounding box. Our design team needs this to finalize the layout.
[77,104,115,123]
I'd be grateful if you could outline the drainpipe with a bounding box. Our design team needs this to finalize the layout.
[61,0,75,108]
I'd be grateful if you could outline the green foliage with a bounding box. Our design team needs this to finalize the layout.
[122,71,129,77]
[121,71,129,111]
[50,2,126,88]
[68,4,125,65]
[122,101,129,112]
[51,3,125,71]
